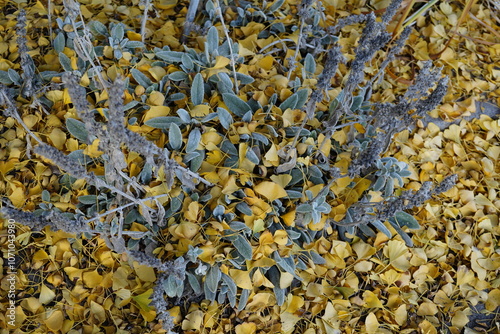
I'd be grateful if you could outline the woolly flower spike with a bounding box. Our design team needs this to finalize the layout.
[151,273,176,333]
[61,72,94,122]
[433,174,458,195]
[0,207,51,231]
[34,143,94,183]
[16,9,38,98]
[381,0,404,23]
[0,207,87,234]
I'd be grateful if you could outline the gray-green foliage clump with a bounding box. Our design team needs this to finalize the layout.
[0,0,458,332]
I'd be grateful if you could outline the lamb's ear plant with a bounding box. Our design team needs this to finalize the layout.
[1,0,465,332]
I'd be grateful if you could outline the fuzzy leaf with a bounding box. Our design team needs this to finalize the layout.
[66,118,89,143]
[222,93,252,117]
[394,211,420,229]
[131,68,152,87]
[168,123,183,150]
[191,73,204,106]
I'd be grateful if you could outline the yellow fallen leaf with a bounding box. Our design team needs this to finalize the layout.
[182,310,204,330]
[417,301,438,316]
[82,270,103,288]
[235,322,257,334]
[90,300,106,323]
[230,269,253,289]
[39,284,56,305]
[254,181,288,201]
[134,264,156,282]
[365,312,380,334]
[44,310,64,332]
[363,291,383,308]
[486,289,500,311]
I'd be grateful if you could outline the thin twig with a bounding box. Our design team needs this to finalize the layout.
[84,193,172,223]
[215,0,239,94]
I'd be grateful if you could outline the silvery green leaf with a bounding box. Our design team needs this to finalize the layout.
[236,202,252,216]
[295,89,309,109]
[206,265,221,293]
[190,150,204,172]
[184,151,200,163]
[308,250,326,265]
[222,93,252,117]
[181,54,194,70]
[304,53,316,77]
[284,126,310,137]
[274,287,286,306]
[113,48,123,59]
[163,275,178,297]
[359,224,376,237]
[176,108,191,123]
[221,273,237,297]
[111,23,124,41]
[88,20,108,37]
[371,220,392,238]
[227,288,237,308]
[138,163,152,184]
[268,0,285,12]
[204,282,217,302]
[238,289,250,311]
[54,32,65,53]
[156,51,184,62]
[233,234,252,260]
[66,118,89,143]
[246,148,260,164]
[168,71,188,81]
[285,190,302,199]
[394,211,420,229]
[67,150,91,166]
[145,116,183,128]
[273,252,298,277]
[251,133,269,145]
[217,107,233,130]
[213,205,225,217]
[350,95,364,112]
[131,68,152,87]
[229,221,250,232]
[186,272,201,294]
[119,38,129,48]
[78,195,97,205]
[125,41,145,49]
[206,26,219,54]
[217,289,227,304]
[393,173,404,187]
[388,218,413,247]
[168,123,183,150]
[384,177,394,197]
[201,112,218,123]
[123,100,139,112]
[186,128,201,153]
[7,69,21,85]
[372,176,385,192]
[191,73,204,106]
[40,190,51,203]
[242,110,253,123]
[0,70,13,84]
[399,170,412,177]
[296,203,312,213]
[235,72,254,85]
[167,92,186,101]
[218,72,234,91]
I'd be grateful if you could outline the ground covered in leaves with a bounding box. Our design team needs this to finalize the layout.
[0,0,499,333]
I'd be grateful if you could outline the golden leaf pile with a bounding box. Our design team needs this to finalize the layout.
[0,0,499,333]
